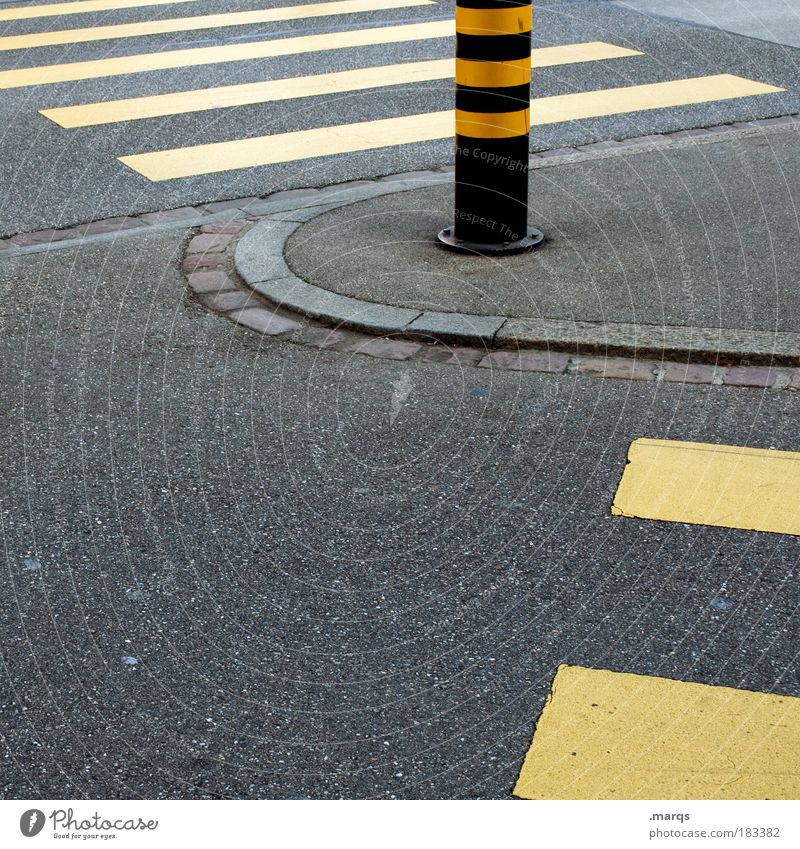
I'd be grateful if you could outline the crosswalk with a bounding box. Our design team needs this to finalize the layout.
[120,74,782,180]
[0,0,202,22]
[515,665,800,800]
[0,0,787,185]
[613,438,800,536]
[511,436,800,801]
[0,0,434,51]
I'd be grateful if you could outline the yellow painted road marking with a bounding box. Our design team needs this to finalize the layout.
[41,42,642,128]
[118,74,783,181]
[514,665,800,800]
[44,59,460,128]
[0,0,434,52]
[0,0,198,22]
[0,19,453,89]
[0,0,196,21]
[612,437,800,536]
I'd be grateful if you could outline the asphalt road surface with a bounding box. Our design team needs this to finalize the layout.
[1,0,799,801]
[1,0,800,233]
[615,1,800,48]
[1,229,799,799]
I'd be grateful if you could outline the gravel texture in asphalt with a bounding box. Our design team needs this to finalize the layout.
[1,228,799,798]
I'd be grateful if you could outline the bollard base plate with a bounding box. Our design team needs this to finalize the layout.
[437,227,545,256]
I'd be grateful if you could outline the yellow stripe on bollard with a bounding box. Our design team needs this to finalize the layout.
[455,108,530,138]
[455,6,532,37]
[455,58,531,87]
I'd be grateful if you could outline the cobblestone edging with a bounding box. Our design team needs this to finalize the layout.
[2,113,798,255]
[182,220,800,392]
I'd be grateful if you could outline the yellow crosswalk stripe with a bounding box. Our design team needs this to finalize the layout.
[612,437,800,536]
[514,666,800,800]
[0,0,435,52]
[118,74,784,181]
[0,0,199,22]
[0,19,453,89]
[41,42,643,128]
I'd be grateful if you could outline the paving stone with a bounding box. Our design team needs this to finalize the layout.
[244,194,332,216]
[187,232,234,253]
[345,303,421,334]
[200,220,250,235]
[313,182,396,204]
[0,240,12,252]
[419,345,484,366]
[201,290,255,312]
[347,337,421,361]
[535,147,578,159]
[478,350,570,374]
[267,188,322,202]
[664,363,717,384]
[575,140,626,152]
[406,311,505,345]
[752,116,798,127]
[618,134,667,146]
[9,228,81,247]
[265,205,340,223]
[320,180,375,193]
[579,356,657,381]
[139,207,201,225]
[182,253,225,272]
[664,128,711,140]
[722,367,778,388]
[292,326,349,350]
[200,197,260,213]
[235,220,298,283]
[77,217,141,235]
[186,270,235,294]
[229,308,300,336]
[380,171,439,182]
[249,275,420,332]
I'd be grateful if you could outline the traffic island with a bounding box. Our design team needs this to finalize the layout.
[233,122,800,367]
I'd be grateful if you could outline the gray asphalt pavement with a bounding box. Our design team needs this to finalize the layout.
[1,227,799,798]
[2,0,800,234]
[615,0,800,48]
[2,0,800,803]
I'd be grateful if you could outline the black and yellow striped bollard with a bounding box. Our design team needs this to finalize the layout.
[438,0,544,254]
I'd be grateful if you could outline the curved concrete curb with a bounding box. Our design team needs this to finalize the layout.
[184,216,800,391]
[231,123,800,366]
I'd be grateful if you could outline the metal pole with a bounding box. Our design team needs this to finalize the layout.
[438,0,544,255]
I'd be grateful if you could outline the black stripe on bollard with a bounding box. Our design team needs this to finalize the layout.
[455,0,531,9]
[455,32,532,62]
[438,1,544,255]
[455,83,530,112]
